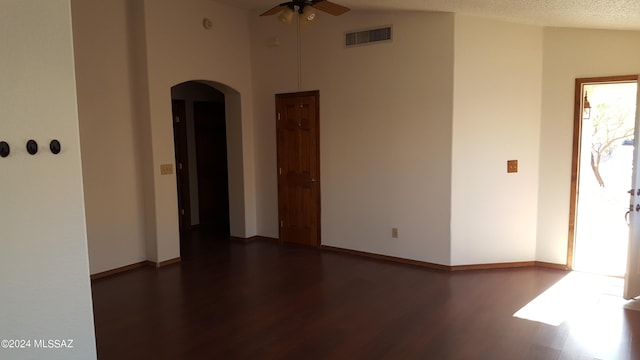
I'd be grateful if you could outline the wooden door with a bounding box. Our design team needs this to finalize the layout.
[171,100,191,231]
[276,91,320,246]
[625,76,640,300]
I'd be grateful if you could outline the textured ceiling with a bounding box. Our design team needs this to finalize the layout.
[219,0,640,30]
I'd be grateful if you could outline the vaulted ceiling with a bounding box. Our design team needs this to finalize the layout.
[221,0,640,30]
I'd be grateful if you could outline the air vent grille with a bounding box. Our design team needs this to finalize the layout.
[345,26,392,47]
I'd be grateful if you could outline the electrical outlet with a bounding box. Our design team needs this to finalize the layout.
[507,160,518,173]
[160,164,174,175]
[392,227,398,238]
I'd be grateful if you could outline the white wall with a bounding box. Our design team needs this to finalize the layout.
[71,0,257,271]
[0,1,96,359]
[69,0,640,274]
[72,0,148,274]
[250,12,298,238]
[251,11,455,265]
[451,16,543,265]
[537,27,640,264]
[143,0,257,262]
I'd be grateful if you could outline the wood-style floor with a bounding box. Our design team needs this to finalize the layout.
[91,230,640,359]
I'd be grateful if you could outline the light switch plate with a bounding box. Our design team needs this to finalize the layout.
[160,164,174,175]
[507,160,518,173]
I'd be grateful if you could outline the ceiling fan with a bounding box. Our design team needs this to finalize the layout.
[260,0,350,24]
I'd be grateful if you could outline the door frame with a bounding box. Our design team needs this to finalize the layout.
[624,75,640,299]
[567,75,639,269]
[276,90,321,246]
[172,99,192,231]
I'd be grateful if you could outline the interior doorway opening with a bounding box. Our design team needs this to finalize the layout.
[171,81,231,247]
[570,76,638,277]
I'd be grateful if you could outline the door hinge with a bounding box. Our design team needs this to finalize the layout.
[280,220,284,228]
[174,116,180,123]
[178,162,183,170]
[180,208,185,216]
[277,113,281,120]
[279,167,282,175]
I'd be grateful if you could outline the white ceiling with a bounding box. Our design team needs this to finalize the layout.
[219,0,640,30]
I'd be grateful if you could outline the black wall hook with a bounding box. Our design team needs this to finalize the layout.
[26,140,38,155]
[0,141,9,158]
[50,140,61,155]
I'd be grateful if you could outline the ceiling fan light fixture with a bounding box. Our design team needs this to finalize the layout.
[278,7,295,24]
[261,0,350,24]
[302,5,318,22]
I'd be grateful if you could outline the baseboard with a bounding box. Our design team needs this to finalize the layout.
[157,257,181,267]
[450,261,536,271]
[90,261,149,280]
[231,236,279,243]
[319,245,569,273]
[534,261,570,271]
[90,242,568,280]
[320,245,451,271]
[90,257,181,280]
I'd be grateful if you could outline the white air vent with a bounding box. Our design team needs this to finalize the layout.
[345,26,392,47]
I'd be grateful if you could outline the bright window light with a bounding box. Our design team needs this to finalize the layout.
[513,271,626,326]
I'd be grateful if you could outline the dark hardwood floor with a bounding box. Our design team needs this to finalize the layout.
[91,230,640,359]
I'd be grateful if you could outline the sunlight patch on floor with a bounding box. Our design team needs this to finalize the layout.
[513,271,629,326]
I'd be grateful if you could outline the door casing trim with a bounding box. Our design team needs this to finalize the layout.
[567,75,639,269]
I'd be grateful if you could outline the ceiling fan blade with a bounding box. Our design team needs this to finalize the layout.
[260,4,286,16]
[311,0,350,16]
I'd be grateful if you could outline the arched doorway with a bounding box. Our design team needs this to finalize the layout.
[171,81,231,247]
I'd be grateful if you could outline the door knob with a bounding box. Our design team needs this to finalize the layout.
[306,178,317,183]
